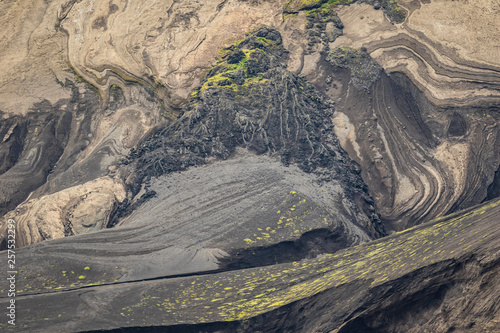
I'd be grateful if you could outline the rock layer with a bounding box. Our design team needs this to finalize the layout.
[0,177,125,248]
[1,0,499,243]
[287,1,500,229]
[0,1,500,331]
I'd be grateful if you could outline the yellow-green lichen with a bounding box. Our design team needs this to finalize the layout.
[118,198,500,323]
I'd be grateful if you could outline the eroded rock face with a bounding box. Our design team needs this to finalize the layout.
[0,177,125,248]
[326,66,500,229]
[113,27,383,267]
[0,77,159,246]
[0,0,284,247]
[1,0,498,244]
[286,1,500,229]
[0,0,500,331]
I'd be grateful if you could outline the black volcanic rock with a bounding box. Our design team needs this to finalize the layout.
[116,28,383,247]
[126,28,378,219]
[1,1,500,332]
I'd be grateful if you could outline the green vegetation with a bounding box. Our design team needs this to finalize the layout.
[324,0,356,7]
[299,0,323,8]
[284,0,405,24]
[193,36,276,97]
[285,0,356,13]
[382,0,405,23]
[240,192,320,247]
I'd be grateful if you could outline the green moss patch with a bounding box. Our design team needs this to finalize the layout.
[193,33,279,97]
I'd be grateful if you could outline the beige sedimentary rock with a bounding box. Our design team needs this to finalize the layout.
[333,1,500,106]
[0,0,285,247]
[303,1,500,229]
[0,177,125,247]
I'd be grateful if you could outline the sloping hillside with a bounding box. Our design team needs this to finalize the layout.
[1,198,499,332]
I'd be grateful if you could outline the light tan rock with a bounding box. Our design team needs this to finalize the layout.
[0,177,126,247]
[332,1,500,106]
[60,0,284,106]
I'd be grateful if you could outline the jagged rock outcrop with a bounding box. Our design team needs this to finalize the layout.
[124,27,377,206]
[0,28,380,285]
[118,26,384,256]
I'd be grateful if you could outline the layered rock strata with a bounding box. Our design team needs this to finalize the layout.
[285,0,500,229]
[1,0,499,244]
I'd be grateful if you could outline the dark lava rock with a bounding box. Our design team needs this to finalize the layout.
[327,46,382,90]
[447,111,467,137]
[246,50,270,76]
[103,27,386,276]
[226,50,245,64]
[121,28,381,236]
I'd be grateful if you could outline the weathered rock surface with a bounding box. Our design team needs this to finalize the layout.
[0,0,284,246]
[290,1,500,229]
[1,0,499,243]
[0,24,387,330]
[0,0,499,331]
[0,177,126,248]
[121,27,380,234]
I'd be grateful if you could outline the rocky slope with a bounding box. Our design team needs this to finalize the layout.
[1,28,383,292]
[0,0,499,331]
[324,1,500,229]
[282,0,500,229]
[1,197,499,332]
[0,0,283,245]
[1,0,498,244]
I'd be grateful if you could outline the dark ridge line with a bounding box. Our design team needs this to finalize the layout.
[386,69,500,108]
[8,228,356,299]
[78,320,239,333]
[75,257,473,333]
[7,267,229,300]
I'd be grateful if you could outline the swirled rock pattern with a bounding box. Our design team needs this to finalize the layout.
[290,1,500,229]
[0,0,500,331]
[1,0,498,241]
[0,0,286,246]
